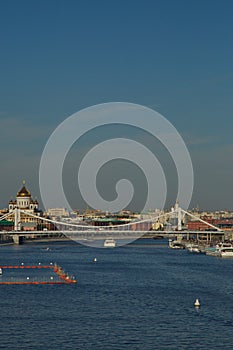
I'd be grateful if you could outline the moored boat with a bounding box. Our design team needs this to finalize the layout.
[219,246,233,258]
[205,246,220,256]
[205,242,233,257]
[103,238,116,248]
[168,239,185,249]
[186,243,200,253]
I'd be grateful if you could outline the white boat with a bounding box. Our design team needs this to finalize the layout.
[186,244,200,253]
[217,242,233,249]
[219,246,233,258]
[205,246,220,256]
[205,243,233,257]
[103,239,116,248]
[0,268,2,275]
[168,239,185,249]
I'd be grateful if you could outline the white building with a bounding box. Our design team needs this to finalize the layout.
[9,182,39,212]
[47,208,69,219]
[8,182,41,230]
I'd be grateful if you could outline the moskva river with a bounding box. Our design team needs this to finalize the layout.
[0,239,233,350]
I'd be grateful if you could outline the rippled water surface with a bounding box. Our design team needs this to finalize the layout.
[0,239,233,350]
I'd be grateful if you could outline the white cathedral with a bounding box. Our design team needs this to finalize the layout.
[8,182,42,230]
[9,182,39,212]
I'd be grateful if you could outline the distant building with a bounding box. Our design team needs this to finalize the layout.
[0,219,14,231]
[47,208,69,219]
[187,217,233,231]
[6,181,42,231]
[9,182,39,212]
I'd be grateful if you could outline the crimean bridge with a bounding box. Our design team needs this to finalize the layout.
[0,206,224,245]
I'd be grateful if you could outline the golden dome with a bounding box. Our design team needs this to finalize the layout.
[17,185,31,197]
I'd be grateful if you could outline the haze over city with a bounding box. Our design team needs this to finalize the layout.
[0,0,233,211]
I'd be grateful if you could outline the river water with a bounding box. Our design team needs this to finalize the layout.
[0,239,233,350]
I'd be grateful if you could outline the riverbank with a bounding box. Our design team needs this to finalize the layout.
[0,233,163,246]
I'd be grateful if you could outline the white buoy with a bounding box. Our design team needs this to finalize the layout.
[27,277,30,280]
[93,258,97,263]
[194,298,200,307]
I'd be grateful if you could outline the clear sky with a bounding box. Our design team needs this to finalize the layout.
[0,0,233,211]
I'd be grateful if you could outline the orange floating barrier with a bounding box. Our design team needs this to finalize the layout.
[0,264,77,285]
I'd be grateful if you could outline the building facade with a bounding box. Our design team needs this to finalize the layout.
[7,182,42,231]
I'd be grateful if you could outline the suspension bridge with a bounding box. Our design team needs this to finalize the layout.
[0,204,224,245]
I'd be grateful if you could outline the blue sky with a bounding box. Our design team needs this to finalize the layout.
[0,0,233,211]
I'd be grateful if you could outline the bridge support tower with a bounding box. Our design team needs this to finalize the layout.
[14,208,21,231]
